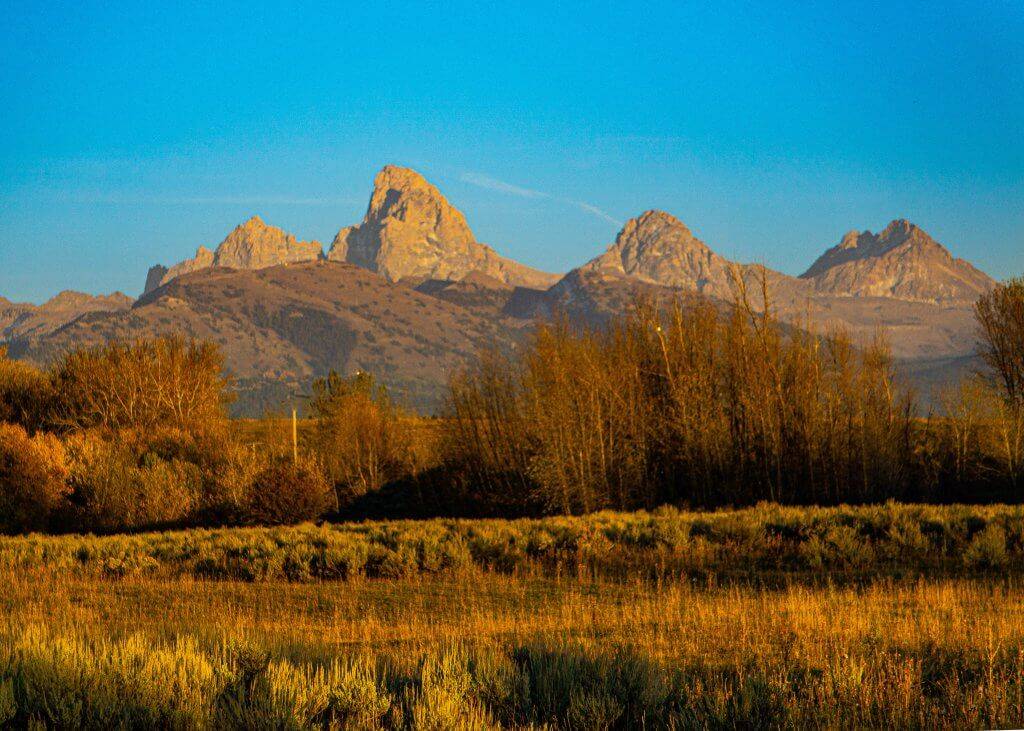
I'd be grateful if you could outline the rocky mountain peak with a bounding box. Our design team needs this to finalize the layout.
[214,216,322,271]
[611,210,707,265]
[801,220,994,303]
[327,165,559,288]
[575,210,744,297]
[622,209,695,239]
[144,218,322,294]
[144,265,169,295]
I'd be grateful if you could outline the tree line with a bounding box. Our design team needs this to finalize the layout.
[2,276,1024,533]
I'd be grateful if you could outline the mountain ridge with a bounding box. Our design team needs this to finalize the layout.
[144,216,323,294]
[4,165,1002,412]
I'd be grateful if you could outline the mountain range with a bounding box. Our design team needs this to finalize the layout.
[2,165,997,412]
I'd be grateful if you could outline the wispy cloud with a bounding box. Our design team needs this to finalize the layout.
[459,173,546,199]
[573,201,620,225]
[460,172,620,226]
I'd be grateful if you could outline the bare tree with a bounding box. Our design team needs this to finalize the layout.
[50,336,229,432]
[976,279,1024,407]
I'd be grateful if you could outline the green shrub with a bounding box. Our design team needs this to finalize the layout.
[324,669,392,728]
[964,523,1008,568]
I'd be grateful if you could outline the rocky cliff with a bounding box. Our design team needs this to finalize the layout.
[327,166,560,288]
[800,219,995,303]
[144,216,322,293]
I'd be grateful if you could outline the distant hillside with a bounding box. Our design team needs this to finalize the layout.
[11,262,527,413]
[1,290,132,342]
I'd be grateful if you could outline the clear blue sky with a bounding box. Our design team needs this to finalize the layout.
[1,0,1021,302]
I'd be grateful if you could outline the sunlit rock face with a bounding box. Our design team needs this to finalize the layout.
[145,216,322,293]
[800,219,995,304]
[328,165,559,289]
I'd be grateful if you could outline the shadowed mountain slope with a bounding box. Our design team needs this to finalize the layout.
[12,262,527,413]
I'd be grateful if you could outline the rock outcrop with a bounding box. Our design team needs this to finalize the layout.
[327,166,560,288]
[576,210,736,295]
[800,219,995,304]
[145,216,322,293]
[212,215,322,270]
[143,265,169,295]
[562,209,799,301]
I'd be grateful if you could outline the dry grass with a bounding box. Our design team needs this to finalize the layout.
[3,512,1024,726]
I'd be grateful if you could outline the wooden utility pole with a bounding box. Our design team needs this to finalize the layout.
[292,406,298,464]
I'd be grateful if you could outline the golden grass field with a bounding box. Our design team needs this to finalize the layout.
[2,505,1024,728]
[3,572,1024,728]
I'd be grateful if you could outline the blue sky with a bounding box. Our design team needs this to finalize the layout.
[1,0,1021,302]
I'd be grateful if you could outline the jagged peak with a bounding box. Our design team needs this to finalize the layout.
[220,216,286,244]
[362,165,470,235]
[622,209,693,236]
[328,165,558,288]
[805,220,947,276]
[838,230,864,249]
[880,218,920,240]
[607,209,710,261]
[150,216,322,292]
[800,219,994,303]
[374,164,432,190]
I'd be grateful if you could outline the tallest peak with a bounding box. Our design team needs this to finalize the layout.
[327,165,559,288]
[374,165,432,190]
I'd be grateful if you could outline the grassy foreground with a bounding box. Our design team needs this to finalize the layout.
[2,505,1024,728]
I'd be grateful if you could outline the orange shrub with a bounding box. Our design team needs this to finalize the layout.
[0,422,69,533]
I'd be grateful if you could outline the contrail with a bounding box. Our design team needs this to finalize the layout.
[460,172,620,225]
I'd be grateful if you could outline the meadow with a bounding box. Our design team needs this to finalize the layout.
[6,290,1024,727]
[2,505,1024,728]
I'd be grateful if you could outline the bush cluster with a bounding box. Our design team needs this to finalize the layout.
[442,288,1024,514]
[7,275,1024,532]
[0,339,335,534]
[3,503,1023,582]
